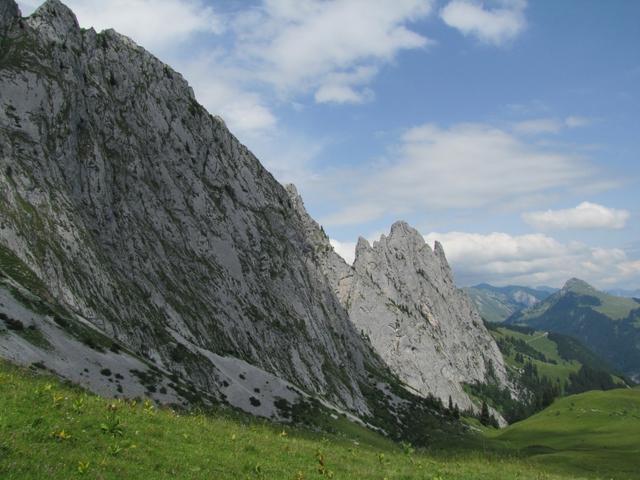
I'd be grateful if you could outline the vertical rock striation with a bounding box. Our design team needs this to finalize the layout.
[0,0,384,417]
[0,0,510,428]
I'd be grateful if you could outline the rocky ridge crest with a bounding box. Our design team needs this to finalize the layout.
[0,0,510,429]
[286,188,509,414]
[0,0,385,418]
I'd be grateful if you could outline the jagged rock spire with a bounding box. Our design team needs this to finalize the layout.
[27,0,81,43]
[346,222,509,417]
[282,191,510,419]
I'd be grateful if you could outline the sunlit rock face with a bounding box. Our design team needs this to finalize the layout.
[287,187,509,414]
[0,0,388,417]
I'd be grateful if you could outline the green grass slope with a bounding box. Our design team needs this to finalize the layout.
[473,323,625,424]
[0,361,594,480]
[490,324,623,388]
[491,325,579,385]
[490,389,640,479]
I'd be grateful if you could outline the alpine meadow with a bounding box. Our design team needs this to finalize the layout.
[1,1,639,479]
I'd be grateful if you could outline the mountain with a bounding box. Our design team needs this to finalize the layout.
[508,278,640,382]
[0,0,509,435]
[288,187,509,415]
[607,288,640,299]
[0,0,414,426]
[483,322,626,422]
[465,284,554,323]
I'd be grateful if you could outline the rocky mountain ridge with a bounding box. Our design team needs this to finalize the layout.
[0,0,510,430]
[465,283,553,323]
[0,0,383,419]
[508,278,640,382]
[287,187,510,414]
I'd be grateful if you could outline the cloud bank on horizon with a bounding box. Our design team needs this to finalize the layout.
[523,202,630,231]
[17,0,640,289]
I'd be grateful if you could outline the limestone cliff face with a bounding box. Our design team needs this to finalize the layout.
[287,187,509,413]
[0,0,384,417]
[0,0,511,429]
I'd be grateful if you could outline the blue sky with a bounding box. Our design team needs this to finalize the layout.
[19,0,640,289]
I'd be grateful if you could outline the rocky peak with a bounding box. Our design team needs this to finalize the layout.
[433,240,447,264]
[433,241,454,283]
[285,183,303,211]
[283,199,510,417]
[388,220,415,238]
[385,220,427,253]
[285,183,319,235]
[0,0,20,33]
[562,278,595,293]
[285,183,334,254]
[354,236,371,257]
[359,224,509,416]
[27,0,80,42]
[355,223,455,291]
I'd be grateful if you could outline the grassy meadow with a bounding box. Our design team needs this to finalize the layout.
[491,389,640,479]
[1,360,638,479]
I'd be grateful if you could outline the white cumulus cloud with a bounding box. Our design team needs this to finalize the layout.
[236,0,434,103]
[522,202,630,230]
[423,231,640,288]
[513,118,564,135]
[319,122,598,227]
[440,0,527,46]
[315,84,373,104]
[564,115,592,128]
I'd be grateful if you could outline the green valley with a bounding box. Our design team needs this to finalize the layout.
[508,279,640,382]
[467,323,627,424]
[490,389,640,479]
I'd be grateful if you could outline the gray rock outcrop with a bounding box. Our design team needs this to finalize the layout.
[0,0,510,430]
[0,0,20,34]
[0,0,384,418]
[287,187,509,414]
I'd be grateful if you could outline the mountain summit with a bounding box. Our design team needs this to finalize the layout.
[0,0,513,434]
[562,278,597,293]
[287,189,510,415]
[0,0,399,420]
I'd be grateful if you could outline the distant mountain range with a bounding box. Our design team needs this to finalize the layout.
[464,284,554,323]
[606,288,640,298]
[507,278,640,382]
